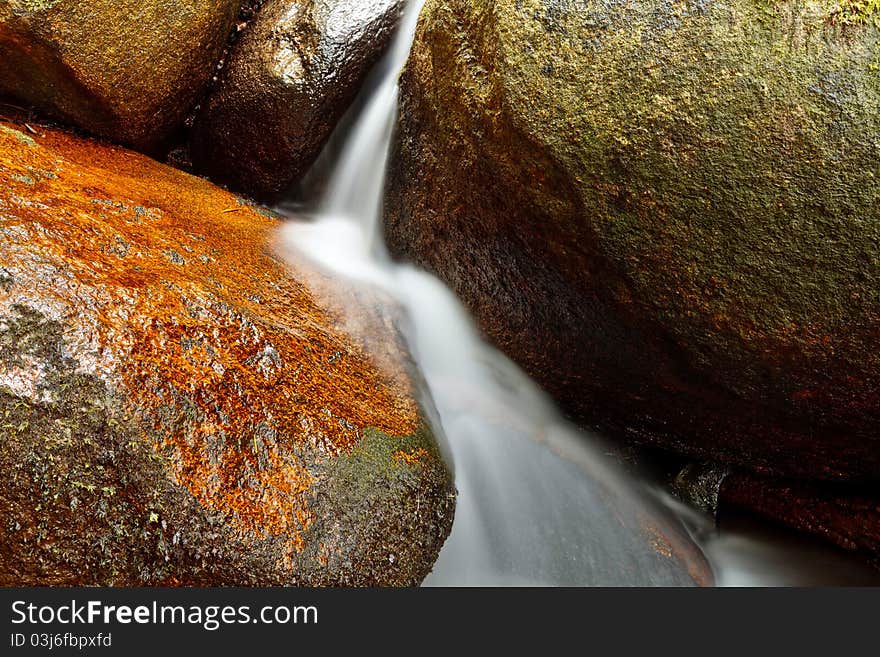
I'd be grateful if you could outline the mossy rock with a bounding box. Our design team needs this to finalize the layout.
[0,0,245,152]
[385,0,880,482]
[0,119,454,585]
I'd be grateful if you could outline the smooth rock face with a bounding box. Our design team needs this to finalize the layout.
[191,0,403,198]
[0,119,454,586]
[0,0,244,153]
[385,0,880,482]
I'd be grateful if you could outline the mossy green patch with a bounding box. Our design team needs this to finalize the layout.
[300,423,455,586]
[836,0,880,25]
[0,269,14,292]
[11,174,34,186]
[328,425,447,503]
[10,0,61,14]
[20,0,59,10]
[415,0,880,387]
[0,125,37,147]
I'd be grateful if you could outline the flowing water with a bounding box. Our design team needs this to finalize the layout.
[276,0,880,586]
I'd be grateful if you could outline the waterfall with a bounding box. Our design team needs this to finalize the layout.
[277,0,707,586]
[275,0,880,586]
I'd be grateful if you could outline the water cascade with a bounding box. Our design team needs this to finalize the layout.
[277,0,880,586]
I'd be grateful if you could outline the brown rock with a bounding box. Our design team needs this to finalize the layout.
[720,471,880,563]
[384,0,880,483]
[191,0,403,198]
[0,0,244,153]
[0,118,454,586]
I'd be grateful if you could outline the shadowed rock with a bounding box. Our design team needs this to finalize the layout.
[385,0,880,483]
[191,0,404,198]
[719,471,880,564]
[0,0,245,153]
[675,459,880,566]
[0,119,454,586]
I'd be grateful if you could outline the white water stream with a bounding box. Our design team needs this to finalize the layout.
[277,0,880,586]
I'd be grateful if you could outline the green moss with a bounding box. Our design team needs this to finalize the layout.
[327,425,446,506]
[299,423,454,585]
[11,174,35,186]
[836,0,880,25]
[0,125,37,147]
[485,0,880,376]
[14,0,61,11]
[0,304,64,370]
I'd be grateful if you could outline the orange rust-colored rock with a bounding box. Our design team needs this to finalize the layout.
[0,118,454,586]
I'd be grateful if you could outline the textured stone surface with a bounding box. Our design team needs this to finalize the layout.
[191,0,403,198]
[0,118,454,586]
[0,0,244,152]
[385,0,880,482]
[719,471,880,564]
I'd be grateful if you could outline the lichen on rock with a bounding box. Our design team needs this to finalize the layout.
[385,0,880,482]
[0,118,454,585]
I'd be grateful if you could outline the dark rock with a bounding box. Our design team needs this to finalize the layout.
[673,463,731,515]
[719,471,880,564]
[0,119,454,586]
[0,0,245,153]
[384,0,880,482]
[191,0,403,198]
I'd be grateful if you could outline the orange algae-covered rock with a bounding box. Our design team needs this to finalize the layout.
[0,119,454,586]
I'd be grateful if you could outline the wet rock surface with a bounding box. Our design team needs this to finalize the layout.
[718,471,880,565]
[385,0,880,483]
[0,119,454,586]
[669,459,880,567]
[0,0,245,153]
[191,0,404,198]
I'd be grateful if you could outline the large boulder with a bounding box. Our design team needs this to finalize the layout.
[0,119,454,586]
[191,0,403,198]
[385,0,880,482]
[0,0,245,153]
